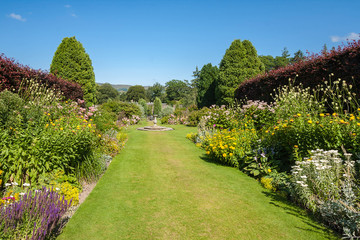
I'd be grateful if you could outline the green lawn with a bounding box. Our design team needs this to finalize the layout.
[57,123,338,240]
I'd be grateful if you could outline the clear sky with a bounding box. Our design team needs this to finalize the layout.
[1,0,359,86]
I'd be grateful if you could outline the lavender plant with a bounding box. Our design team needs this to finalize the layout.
[0,187,71,240]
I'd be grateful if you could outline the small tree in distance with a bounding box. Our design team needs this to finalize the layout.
[126,85,146,102]
[153,97,162,116]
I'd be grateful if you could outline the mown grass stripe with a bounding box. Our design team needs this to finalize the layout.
[58,124,338,240]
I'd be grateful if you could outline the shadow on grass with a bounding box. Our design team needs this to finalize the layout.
[198,153,340,239]
[262,191,340,239]
[199,154,229,167]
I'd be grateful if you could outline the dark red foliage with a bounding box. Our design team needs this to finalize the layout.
[235,40,360,103]
[0,53,83,101]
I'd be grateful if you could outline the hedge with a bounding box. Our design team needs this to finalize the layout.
[0,53,83,101]
[234,40,360,103]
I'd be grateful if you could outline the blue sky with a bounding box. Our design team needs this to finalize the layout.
[1,0,359,86]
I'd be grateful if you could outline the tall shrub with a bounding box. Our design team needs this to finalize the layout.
[216,39,264,105]
[153,97,162,116]
[197,63,219,108]
[50,36,96,105]
[138,98,148,117]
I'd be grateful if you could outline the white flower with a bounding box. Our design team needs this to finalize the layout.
[12,182,19,186]
[5,183,11,187]
[23,183,30,187]
[55,188,60,191]
[19,192,26,196]
[300,176,307,179]
[296,181,303,184]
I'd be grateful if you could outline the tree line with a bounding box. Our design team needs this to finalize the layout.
[50,36,314,108]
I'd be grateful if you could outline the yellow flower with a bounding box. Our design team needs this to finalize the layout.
[223,153,227,157]
[48,113,50,116]
[98,134,101,138]
[88,124,92,128]
[297,113,301,117]
[60,127,63,131]
[206,151,210,155]
[319,113,325,117]
[352,133,356,136]
[308,120,312,124]
[0,170,3,175]
[45,124,49,128]
[290,119,294,122]
[268,169,271,173]
[265,130,269,133]
[229,153,233,157]
[294,145,298,148]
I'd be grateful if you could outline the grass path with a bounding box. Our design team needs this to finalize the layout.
[58,124,338,240]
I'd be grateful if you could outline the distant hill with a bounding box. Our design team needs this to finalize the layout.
[97,83,150,92]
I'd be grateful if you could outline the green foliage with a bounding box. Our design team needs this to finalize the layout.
[165,79,189,102]
[100,100,141,119]
[259,48,304,72]
[96,83,120,104]
[197,63,218,108]
[138,98,148,117]
[216,39,265,105]
[0,90,24,129]
[146,82,165,102]
[126,85,146,102]
[159,106,173,118]
[187,107,209,127]
[50,36,96,105]
[153,97,162,116]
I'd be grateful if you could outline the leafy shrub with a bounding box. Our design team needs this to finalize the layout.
[187,107,209,127]
[153,97,162,115]
[93,109,118,132]
[138,98,148,117]
[100,100,141,119]
[0,90,24,129]
[159,106,174,118]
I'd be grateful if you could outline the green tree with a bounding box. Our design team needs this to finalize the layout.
[290,50,305,64]
[146,82,165,102]
[192,66,201,88]
[259,55,277,72]
[96,83,119,104]
[126,85,146,102]
[165,80,189,103]
[50,36,96,105]
[197,63,219,108]
[216,39,265,105]
[153,97,162,116]
[138,98,148,116]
